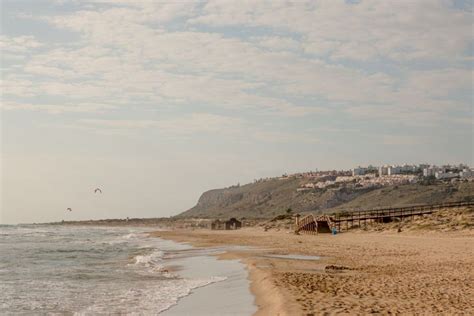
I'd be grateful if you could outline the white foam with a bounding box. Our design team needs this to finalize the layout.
[77,276,227,315]
[132,250,164,266]
[1,225,239,315]
[123,233,140,239]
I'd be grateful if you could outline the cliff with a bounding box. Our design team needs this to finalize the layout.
[176,178,474,219]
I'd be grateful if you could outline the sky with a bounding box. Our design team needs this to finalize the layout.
[1,0,473,224]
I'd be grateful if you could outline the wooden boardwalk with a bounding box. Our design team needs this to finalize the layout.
[295,201,474,234]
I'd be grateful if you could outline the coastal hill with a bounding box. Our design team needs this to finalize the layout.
[177,178,474,219]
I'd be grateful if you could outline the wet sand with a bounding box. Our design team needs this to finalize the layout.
[162,249,256,316]
[151,228,474,315]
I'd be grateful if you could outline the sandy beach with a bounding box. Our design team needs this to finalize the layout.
[151,228,474,315]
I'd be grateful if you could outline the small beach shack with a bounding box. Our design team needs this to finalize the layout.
[211,218,242,230]
[210,219,225,230]
[225,218,242,230]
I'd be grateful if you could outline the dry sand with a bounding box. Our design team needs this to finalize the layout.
[151,228,474,315]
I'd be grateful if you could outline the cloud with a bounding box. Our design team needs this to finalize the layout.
[2,0,471,131]
[253,129,320,144]
[75,113,322,144]
[191,0,472,62]
[78,113,244,135]
[0,35,42,53]
[79,118,157,129]
[1,101,116,114]
[381,135,423,146]
[343,104,442,126]
[251,36,301,51]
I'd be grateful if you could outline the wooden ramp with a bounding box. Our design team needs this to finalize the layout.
[295,214,335,235]
[295,200,473,234]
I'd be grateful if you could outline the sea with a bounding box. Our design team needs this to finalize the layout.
[0,224,256,315]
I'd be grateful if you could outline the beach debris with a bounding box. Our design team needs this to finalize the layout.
[325,265,351,271]
[66,208,72,212]
[94,188,102,193]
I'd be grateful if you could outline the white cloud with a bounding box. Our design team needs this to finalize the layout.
[0,35,42,53]
[253,129,320,144]
[404,68,472,99]
[192,0,472,62]
[381,135,423,146]
[1,101,116,114]
[78,113,243,135]
[79,118,157,129]
[251,36,301,51]
[3,0,471,129]
[1,76,40,97]
[75,113,322,144]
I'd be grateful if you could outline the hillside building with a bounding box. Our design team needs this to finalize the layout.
[435,171,458,180]
[352,167,367,176]
[387,166,402,175]
[460,169,474,179]
[423,166,440,177]
[378,165,389,176]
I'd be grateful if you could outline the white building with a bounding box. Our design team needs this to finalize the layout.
[423,166,441,177]
[400,164,417,173]
[352,167,366,176]
[419,164,430,170]
[388,166,402,175]
[379,165,389,176]
[457,164,469,170]
[435,171,458,180]
[460,169,474,179]
[366,165,378,172]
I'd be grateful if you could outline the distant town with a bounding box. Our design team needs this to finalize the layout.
[249,164,474,192]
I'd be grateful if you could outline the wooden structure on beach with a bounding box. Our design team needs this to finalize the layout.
[295,214,334,235]
[211,219,224,230]
[225,218,242,230]
[295,201,474,234]
[211,218,242,230]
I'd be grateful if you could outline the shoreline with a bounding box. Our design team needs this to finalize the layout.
[151,227,474,315]
[160,244,257,316]
[150,230,298,315]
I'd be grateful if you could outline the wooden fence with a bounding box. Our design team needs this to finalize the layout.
[295,200,473,234]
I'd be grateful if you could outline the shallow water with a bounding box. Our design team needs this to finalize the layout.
[0,225,254,314]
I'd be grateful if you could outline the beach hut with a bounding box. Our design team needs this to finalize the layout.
[210,219,225,230]
[225,218,242,230]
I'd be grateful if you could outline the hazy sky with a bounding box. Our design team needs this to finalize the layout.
[1,0,472,224]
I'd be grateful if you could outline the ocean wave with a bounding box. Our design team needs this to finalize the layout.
[132,249,164,267]
[156,276,228,314]
[77,276,227,315]
[1,225,237,315]
[123,233,140,239]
